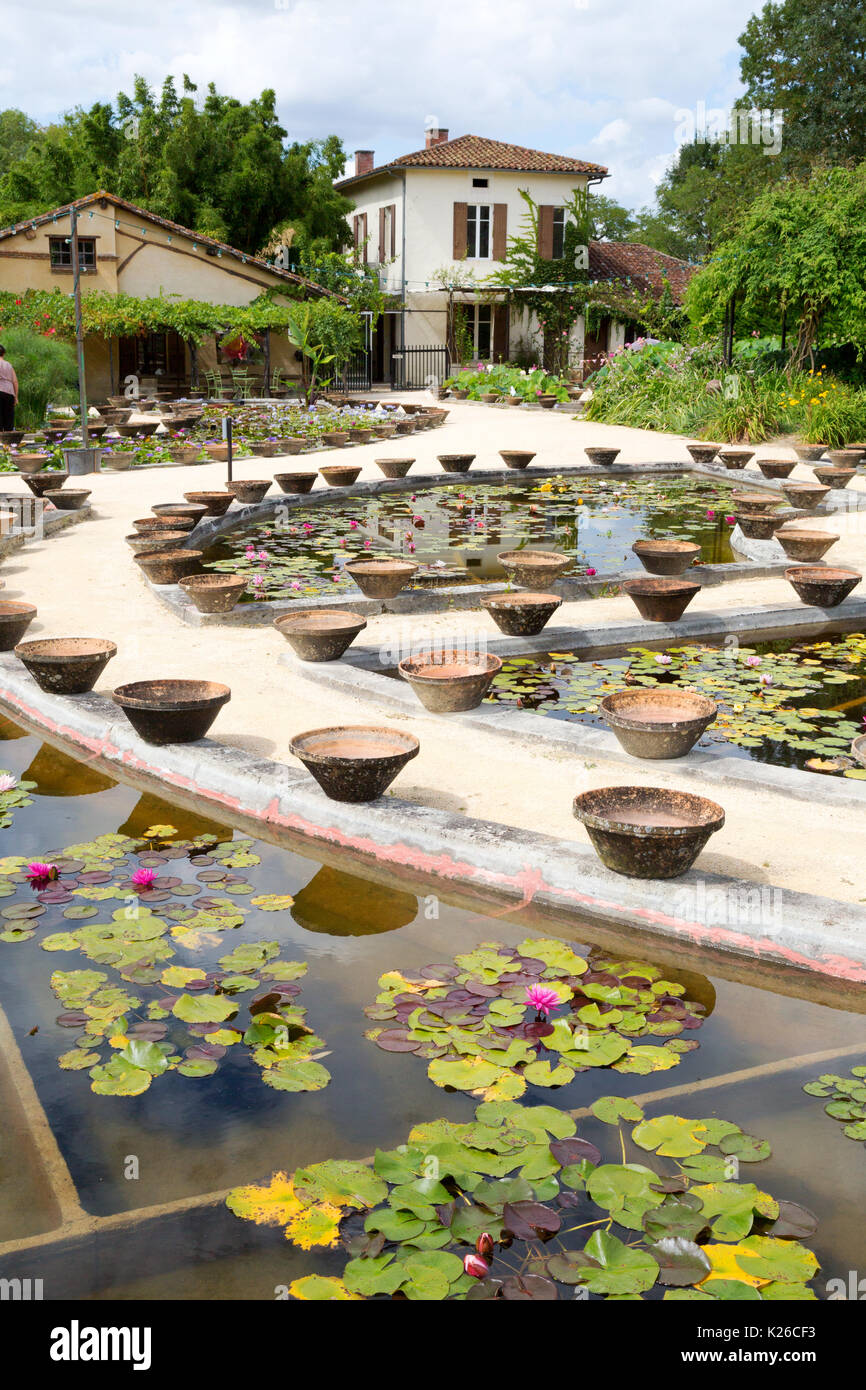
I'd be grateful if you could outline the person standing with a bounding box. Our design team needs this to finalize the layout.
[0,347,18,431]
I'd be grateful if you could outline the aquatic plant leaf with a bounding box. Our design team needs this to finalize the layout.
[288,1275,360,1301]
[58,1049,100,1070]
[226,1173,304,1226]
[285,1202,344,1249]
[172,993,237,1023]
[250,894,295,910]
[577,1230,659,1295]
[89,1056,153,1096]
[591,1095,645,1125]
[649,1236,711,1286]
[160,966,207,987]
[262,1059,331,1092]
[632,1115,710,1157]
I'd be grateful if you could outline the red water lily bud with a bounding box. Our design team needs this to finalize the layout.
[463,1252,490,1279]
[476,1232,494,1259]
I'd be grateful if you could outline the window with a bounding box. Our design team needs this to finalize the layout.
[49,236,96,271]
[466,205,491,259]
[472,177,489,188]
[551,208,566,260]
[471,304,492,358]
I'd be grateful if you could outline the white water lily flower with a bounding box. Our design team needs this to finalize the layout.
[0,773,18,793]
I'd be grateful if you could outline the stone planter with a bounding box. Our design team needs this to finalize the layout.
[730,492,780,514]
[204,443,231,462]
[757,458,796,479]
[112,679,231,745]
[785,565,862,607]
[345,558,418,599]
[852,734,866,769]
[537,394,557,409]
[775,528,839,562]
[631,539,700,576]
[134,514,197,534]
[289,726,420,802]
[63,447,103,476]
[498,451,536,470]
[168,446,203,464]
[102,451,136,471]
[23,470,68,497]
[273,610,367,661]
[735,511,784,540]
[573,785,725,879]
[437,453,475,473]
[399,649,502,713]
[178,574,247,613]
[15,637,117,694]
[621,576,701,622]
[151,502,208,523]
[321,431,349,448]
[273,438,306,454]
[827,449,864,467]
[319,465,361,487]
[134,549,203,586]
[14,454,51,475]
[480,392,501,404]
[481,592,562,636]
[600,689,718,760]
[812,465,856,489]
[585,447,621,467]
[780,482,830,510]
[794,445,827,462]
[125,530,190,555]
[0,601,37,650]
[273,472,318,494]
[717,449,754,469]
[371,424,397,439]
[685,443,721,464]
[506,395,523,406]
[376,458,415,479]
[44,489,90,510]
[0,430,24,446]
[183,491,234,517]
[497,548,572,590]
[248,442,277,457]
[117,422,160,438]
[348,428,375,444]
[452,390,469,400]
[225,479,271,505]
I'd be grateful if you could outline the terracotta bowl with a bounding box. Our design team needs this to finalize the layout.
[757,458,796,479]
[0,601,37,650]
[151,502,208,523]
[117,421,159,438]
[497,549,572,590]
[812,466,856,489]
[621,576,701,622]
[717,449,755,469]
[399,650,502,713]
[632,539,700,576]
[204,443,231,462]
[794,445,827,462]
[289,725,420,802]
[112,679,231,744]
[394,419,416,435]
[183,491,234,516]
[319,465,362,487]
[573,785,725,879]
[178,574,247,613]
[14,454,51,474]
[344,558,418,600]
[585,447,621,467]
[437,454,475,473]
[852,734,866,770]
[376,458,415,478]
[498,451,536,470]
[785,565,862,608]
[133,515,196,534]
[168,446,203,464]
[775,528,839,563]
[272,438,306,455]
[15,637,117,694]
[735,511,784,540]
[225,479,271,505]
[274,610,367,661]
[44,489,90,510]
[685,443,721,464]
[780,482,830,510]
[23,470,68,497]
[321,431,349,447]
[730,492,780,514]
[480,592,562,636]
[273,472,318,494]
[600,689,718,760]
[348,428,374,444]
[0,430,25,446]
[102,452,136,471]
[372,424,397,439]
[125,530,190,555]
[827,449,864,467]
[134,549,203,585]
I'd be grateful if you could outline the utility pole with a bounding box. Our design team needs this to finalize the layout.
[69,207,89,446]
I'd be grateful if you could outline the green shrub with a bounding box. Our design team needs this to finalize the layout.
[0,326,79,429]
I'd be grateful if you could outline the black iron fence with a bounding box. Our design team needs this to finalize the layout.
[390,345,449,390]
[337,349,372,392]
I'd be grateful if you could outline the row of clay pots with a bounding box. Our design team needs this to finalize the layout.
[687,442,865,468]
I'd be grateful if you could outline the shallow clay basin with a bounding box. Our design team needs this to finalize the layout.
[345,558,418,599]
[757,457,796,479]
[273,438,306,455]
[780,481,830,509]
[497,548,572,590]
[134,549,203,585]
[600,689,718,760]
[273,472,318,493]
[399,650,502,713]
[437,454,475,473]
[133,514,196,534]
[794,445,827,462]
[498,450,536,470]
[15,637,117,694]
[785,565,862,607]
[573,785,725,878]
[717,449,754,469]
[632,539,700,576]
[23,470,68,497]
[183,491,234,516]
[151,502,208,523]
[168,446,202,464]
[393,419,416,435]
[685,443,721,464]
[730,492,780,513]
[621,576,701,622]
[852,734,866,769]
[585,447,620,467]
[827,449,864,467]
[480,592,562,636]
[15,454,51,474]
[117,421,159,438]
[375,457,415,478]
[273,609,367,661]
[0,602,37,650]
[321,431,349,447]
[319,465,362,487]
[289,725,420,802]
[225,479,271,505]
[178,574,247,613]
[112,679,230,745]
[775,528,839,562]
[735,511,784,540]
[204,443,230,462]
[125,530,190,555]
[44,489,90,510]
[812,465,856,489]
[0,430,24,446]
[371,424,397,439]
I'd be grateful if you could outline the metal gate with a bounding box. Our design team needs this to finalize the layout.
[390,345,449,390]
[339,349,372,392]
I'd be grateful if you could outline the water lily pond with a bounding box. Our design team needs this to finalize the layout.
[0,712,864,1299]
[202,473,745,600]
[485,633,866,775]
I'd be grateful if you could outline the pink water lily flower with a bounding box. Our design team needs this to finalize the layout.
[26,862,58,888]
[245,546,257,560]
[131,867,156,891]
[655,654,672,665]
[0,773,17,793]
[706,509,716,519]
[759,673,774,686]
[463,1253,490,1279]
[258,550,269,562]
[725,515,736,525]
[585,567,597,576]
[525,984,560,1018]
[745,655,762,668]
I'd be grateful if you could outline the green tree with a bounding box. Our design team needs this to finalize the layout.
[0,109,41,166]
[588,194,638,241]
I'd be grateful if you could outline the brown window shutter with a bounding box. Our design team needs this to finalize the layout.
[453,202,468,259]
[538,205,554,259]
[390,204,396,258]
[378,207,386,262]
[492,204,507,260]
[492,303,509,362]
[360,213,368,264]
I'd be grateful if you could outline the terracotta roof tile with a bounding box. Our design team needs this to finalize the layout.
[337,134,607,186]
[588,241,697,304]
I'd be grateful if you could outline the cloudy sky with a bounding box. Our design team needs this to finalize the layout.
[2,0,762,210]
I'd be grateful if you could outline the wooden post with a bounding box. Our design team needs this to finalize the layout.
[70,207,89,446]
[188,340,198,391]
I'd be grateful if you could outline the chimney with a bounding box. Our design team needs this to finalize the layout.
[354,150,375,176]
[425,126,449,148]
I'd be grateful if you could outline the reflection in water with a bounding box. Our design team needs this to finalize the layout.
[23,744,116,798]
[0,711,28,741]
[117,791,235,844]
[292,865,418,936]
